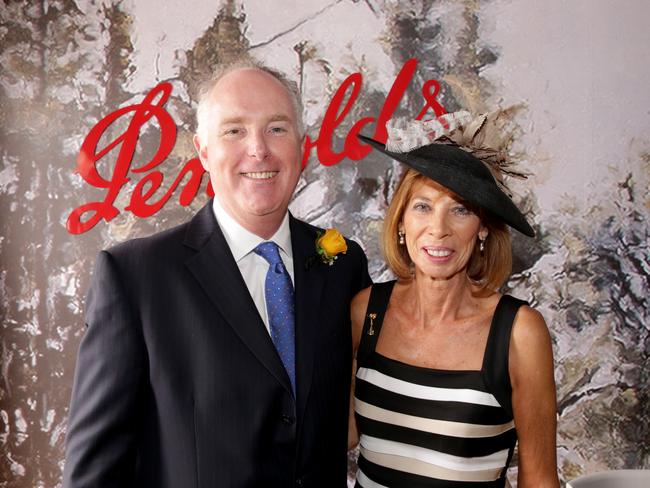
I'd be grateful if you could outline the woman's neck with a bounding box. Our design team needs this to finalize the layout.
[404,270,481,328]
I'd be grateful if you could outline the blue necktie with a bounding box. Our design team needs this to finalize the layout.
[254,242,296,394]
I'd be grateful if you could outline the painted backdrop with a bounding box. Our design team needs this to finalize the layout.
[1,0,649,486]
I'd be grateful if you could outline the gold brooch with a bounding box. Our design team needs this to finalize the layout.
[367,313,377,336]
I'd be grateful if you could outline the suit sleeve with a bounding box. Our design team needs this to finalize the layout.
[360,248,372,290]
[63,250,146,487]
[350,239,372,292]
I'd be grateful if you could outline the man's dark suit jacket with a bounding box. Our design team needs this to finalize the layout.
[63,202,371,488]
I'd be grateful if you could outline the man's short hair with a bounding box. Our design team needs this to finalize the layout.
[195,58,304,142]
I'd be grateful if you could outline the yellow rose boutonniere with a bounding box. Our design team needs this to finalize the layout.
[314,228,347,266]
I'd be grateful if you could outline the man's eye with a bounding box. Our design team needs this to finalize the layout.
[222,128,242,136]
[269,126,287,134]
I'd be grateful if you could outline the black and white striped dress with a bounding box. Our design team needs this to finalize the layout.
[354,281,526,487]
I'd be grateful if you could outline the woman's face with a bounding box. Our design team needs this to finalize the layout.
[401,178,487,282]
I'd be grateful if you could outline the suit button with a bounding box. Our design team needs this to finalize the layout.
[295,478,303,487]
[282,414,295,425]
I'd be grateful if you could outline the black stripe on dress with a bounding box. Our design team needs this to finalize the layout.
[356,416,517,458]
[357,455,507,488]
[367,353,491,391]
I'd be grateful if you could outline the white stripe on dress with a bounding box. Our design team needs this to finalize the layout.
[360,434,510,472]
[357,367,501,407]
[360,447,504,482]
[355,399,515,438]
[356,469,390,488]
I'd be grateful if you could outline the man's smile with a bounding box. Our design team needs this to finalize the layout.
[241,171,279,180]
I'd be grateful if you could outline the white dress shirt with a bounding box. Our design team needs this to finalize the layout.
[212,197,294,333]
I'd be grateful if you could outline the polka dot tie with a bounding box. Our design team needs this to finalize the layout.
[254,241,296,394]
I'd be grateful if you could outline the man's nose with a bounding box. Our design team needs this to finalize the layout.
[247,130,269,161]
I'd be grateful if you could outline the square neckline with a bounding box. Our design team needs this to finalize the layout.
[372,350,486,374]
[367,283,507,375]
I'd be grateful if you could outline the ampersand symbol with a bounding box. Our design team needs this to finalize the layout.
[416,79,447,121]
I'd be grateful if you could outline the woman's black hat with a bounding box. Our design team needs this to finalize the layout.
[358,134,535,237]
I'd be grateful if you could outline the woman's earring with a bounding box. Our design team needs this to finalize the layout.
[479,237,486,253]
[398,230,405,245]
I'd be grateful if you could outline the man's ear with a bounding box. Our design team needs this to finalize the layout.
[193,134,209,170]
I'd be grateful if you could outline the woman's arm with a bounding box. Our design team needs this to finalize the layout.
[348,287,371,450]
[509,306,560,487]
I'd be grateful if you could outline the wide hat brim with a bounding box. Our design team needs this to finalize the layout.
[358,134,535,237]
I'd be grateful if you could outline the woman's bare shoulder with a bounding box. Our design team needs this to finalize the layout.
[509,303,554,386]
[511,304,551,347]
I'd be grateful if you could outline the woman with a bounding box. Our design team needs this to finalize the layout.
[349,112,559,487]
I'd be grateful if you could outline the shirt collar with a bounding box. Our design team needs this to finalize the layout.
[212,197,293,262]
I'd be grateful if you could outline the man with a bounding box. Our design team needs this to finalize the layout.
[63,61,370,487]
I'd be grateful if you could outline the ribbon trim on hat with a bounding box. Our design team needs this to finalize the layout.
[385,111,473,153]
[384,109,529,197]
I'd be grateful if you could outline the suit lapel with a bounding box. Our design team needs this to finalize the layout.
[290,215,326,418]
[184,203,292,395]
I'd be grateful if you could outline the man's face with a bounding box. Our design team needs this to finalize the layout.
[194,68,303,232]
